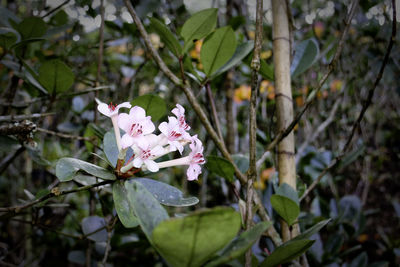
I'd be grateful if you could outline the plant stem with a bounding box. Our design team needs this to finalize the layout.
[246,0,263,265]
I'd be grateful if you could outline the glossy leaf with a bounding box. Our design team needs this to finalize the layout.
[211,41,253,78]
[125,180,169,242]
[152,207,241,267]
[149,17,181,57]
[55,157,116,182]
[38,59,75,93]
[259,59,274,80]
[205,221,272,267]
[113,181,139,228]
[275,183,299,205]
[200,26,237,77]
[291,38,319,78]
[16,16,47,39]
[131,94,166,121]
[103,131,118,167]
[81,216,108,242]
[270,195,299,225]
[136,178,199,207]
[292,219,331,241]
[181,8,218,52]
[260,239,315,267]
[205,155,235,182]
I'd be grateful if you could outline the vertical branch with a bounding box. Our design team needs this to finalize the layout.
[94,0,105,123]
[206,82,224,140]
[271,0,297,241]
[245,0,263,265]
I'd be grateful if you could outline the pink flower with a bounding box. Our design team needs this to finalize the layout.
[156,135,205,181]
[132,139,164,172]
[186,135,205,181]
[158,116,185,154]
[172,104,191,132]
[118,106,155,149]
[96,99,131,151]
[96,99,131,117]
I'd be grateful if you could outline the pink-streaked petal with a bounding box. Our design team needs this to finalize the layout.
[130,106,146,121]
[121,134,133,149]
[145,159,159,172]
[133,157,143,168]
[118,113,131,132]
[187,164,201,181]
[172,104,185,117]
[97,103,111,117]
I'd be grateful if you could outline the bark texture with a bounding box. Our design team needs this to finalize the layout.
[271,0,298,242]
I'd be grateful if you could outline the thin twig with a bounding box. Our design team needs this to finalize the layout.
[0,86,110,109]
[0,113,54,122]
[205,82,224,140]
[0,147,25,175]
[300,0,396,202]
[36,127,94,141]
[246,0,263,264]
[296,98,341,161]
[0,180,114,215]
[101,217,118,266]
[41,0,70,18]
[94,0,105,124]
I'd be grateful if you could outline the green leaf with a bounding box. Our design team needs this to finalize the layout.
[136,178,199,207]
[103,131,118,167]
[152,207,241,267]
[0,27,19,49]
[16,16,47,39]
[270,195,299,225]
[292,219,331,241]
[181,8,218,52]
[291,38,319,78]
[38,59,75,93]
[149,17,181,57]
[200,26,237,77]
[55,157,116,182]
[205,221,272,267]
[113,181,139,228]
[125,180,169,242]
[205,155,235,182]
[259,59,274,80]
[275,183,299,205]
[131,94,166,121]
[211,41,254,78]
[260,239,315,267]
[81,216,108,242]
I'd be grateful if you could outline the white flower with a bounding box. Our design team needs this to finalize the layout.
[96,99,131,118]
[132,138,164,172]
[172,104,191,132]
[158,116,185,154]
[118,106,155,149]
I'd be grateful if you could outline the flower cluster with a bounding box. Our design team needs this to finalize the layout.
[96,99,205,181]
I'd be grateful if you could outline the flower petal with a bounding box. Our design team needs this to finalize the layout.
[133,157,143,168]
[97,103,111,117]
[130,106,146,121]
[121,134,133,149]
[145,159,159,172]
[187,164,201,181]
